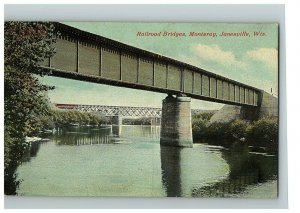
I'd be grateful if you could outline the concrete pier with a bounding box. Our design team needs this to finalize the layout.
[111,115,122,137]
[112,115,122,126]
[160,95,193,148]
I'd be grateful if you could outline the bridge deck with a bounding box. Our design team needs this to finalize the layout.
[41,23,261,107]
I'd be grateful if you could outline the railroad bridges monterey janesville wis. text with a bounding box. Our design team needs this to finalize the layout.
[136,31,266,38]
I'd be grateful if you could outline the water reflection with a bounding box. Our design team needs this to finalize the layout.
[111,125,121,137]
[52,126,115,145]
[51,125,160,146]
[16,126,277,197]
[29,141,41,157]
[160,146,183,197]
[191,142,278,197]
[22,140,44,162]
[121,125,160,140]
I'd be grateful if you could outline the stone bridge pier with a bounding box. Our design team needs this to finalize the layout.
[111,115,122,137]
[160,95,193,148]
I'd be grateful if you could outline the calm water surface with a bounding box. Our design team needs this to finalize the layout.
[16,125,277,197]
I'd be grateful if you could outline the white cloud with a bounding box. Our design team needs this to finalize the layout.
[191,44,247,68]
[246,48,278,69]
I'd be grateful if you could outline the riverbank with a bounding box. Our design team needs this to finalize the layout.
[227,180,278,198]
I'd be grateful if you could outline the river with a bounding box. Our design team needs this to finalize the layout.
[16,125,278,198]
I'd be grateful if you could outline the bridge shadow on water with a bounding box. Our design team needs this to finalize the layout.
[160,142,278,197]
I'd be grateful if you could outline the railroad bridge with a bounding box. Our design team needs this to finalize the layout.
[55,103,162,117]
[40,23,277,148]
[54,103,207,126]
[54,103,206,117]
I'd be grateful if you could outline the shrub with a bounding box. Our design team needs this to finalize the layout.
[192,114,278,150]
[205,122,231,139]
[192,119,208,139]
[192,112,214,139]
[228,119,248,139]
[193,112,214,122]
[245,117,278,146]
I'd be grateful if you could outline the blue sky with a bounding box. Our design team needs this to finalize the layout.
[42,22,278,109]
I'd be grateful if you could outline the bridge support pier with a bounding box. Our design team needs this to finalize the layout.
[150,117,160,126]
[160,95,193,148]
[111,115,122,137]
[112,115,122,126]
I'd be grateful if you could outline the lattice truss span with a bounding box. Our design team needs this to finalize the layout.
[74,105,161,117]
[55,104,204,117]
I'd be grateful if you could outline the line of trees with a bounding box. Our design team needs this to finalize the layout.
[36,110,110,132]
[123,117,154,125]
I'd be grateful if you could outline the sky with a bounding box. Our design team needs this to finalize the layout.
[41,22,278,109]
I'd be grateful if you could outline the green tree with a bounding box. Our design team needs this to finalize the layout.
[228,119,248,139]
[4,22,56,194]
[245,117,278,146]
[192,119,207,139]
[193,112,214,122]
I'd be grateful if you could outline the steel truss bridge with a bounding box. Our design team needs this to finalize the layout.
[54,103,205,118]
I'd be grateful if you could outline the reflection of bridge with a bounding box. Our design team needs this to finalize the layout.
[54,103,206,118]
[39,23,276,147]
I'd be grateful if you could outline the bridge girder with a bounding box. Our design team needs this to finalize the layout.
[40,23,261,107]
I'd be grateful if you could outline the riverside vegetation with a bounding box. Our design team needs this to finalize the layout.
[36,110,108,133]
[192,113,278,152]
[36,110,155,133]
[4,22,57,194]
